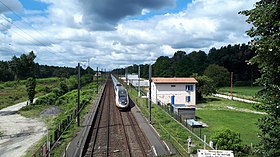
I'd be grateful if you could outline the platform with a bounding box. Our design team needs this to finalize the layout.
[130,101,173,156]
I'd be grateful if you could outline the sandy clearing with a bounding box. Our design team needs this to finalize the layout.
[0,100,47,157]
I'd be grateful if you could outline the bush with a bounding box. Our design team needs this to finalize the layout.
[20,104,33,111]
[66,76,77,91]
[44,86,51,93]
[55,95,68,106]
[3,81,16,87]
[35,92,57,106]
[59,81,68,94]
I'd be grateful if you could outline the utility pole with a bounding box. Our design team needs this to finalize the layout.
[148,64,152,124]
[77,63,80,126]
[125,67,128,85]
[138,65,141,97]
[230,72,233,99]
[96,67,99,94]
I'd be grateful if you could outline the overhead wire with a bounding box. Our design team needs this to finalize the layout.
[0,0,86,66]
[0,0,54,46]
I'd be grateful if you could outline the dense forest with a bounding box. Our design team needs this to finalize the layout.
[0,51,95,82]
[114,43,260,86]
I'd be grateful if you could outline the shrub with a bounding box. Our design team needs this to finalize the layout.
[35,92,57,106]
[20,104,33,111]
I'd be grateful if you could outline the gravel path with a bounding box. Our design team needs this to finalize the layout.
[213,93,258,104]
[225,106,267,115]
[0,100,47,157]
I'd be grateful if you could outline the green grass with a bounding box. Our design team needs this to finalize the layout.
[197,96,257,111]
[0,77,60,110]
[196,96,264,145]
[20,81,100,157]
[218,86,262,100]
[196,110,263,145]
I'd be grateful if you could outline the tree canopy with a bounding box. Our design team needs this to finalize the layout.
[115,43,259,87]
[192,74,216,101]
[240,0,280,156]
[204,64,230,87]
[9,51,36,80]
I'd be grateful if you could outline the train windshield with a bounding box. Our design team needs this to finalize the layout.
[118,90,127,98]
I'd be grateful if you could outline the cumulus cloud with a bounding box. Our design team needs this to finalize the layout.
[0,16,12,33]
[0,0,258,70]
[80,0,175,30]
[0,0,22,14]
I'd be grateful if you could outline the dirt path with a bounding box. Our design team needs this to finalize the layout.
[213,93,258,104]
[0,100,47,157]
[225,106,267,115]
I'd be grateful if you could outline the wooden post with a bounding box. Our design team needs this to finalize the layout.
[230,72,233,99]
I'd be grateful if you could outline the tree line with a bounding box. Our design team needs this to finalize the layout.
[114,43,260,86]
[0,51,95,82]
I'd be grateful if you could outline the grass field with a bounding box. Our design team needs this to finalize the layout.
[198,96,257,111]
[0,77,60,110]
[20,82,99,157]
[196,96,264,145]
[196,110,263,145]
[218,86,262,100]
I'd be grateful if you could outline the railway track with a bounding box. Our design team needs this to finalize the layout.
[82,77,152,157]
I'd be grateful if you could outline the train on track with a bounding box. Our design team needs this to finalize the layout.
[111,74,130,110]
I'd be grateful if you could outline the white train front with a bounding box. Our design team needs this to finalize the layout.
[111,75,130,109]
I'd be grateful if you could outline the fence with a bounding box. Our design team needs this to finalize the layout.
[31,82,106,157]
[125,82,215,156]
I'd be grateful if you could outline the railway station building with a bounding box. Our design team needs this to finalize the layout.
[151,77,198,106]
[151,77,198,120]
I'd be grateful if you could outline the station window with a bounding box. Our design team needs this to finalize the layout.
[186,85,194,91]
[171,85,176,87]
[186,96,191,102]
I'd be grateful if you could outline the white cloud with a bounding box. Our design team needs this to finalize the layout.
[0,0,258,70]
[0,0,22,14]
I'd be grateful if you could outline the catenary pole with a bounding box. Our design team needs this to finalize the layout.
[138,65,141,97]
[77,63,80,126]
[96,67,99,94]
[149,64,152,124]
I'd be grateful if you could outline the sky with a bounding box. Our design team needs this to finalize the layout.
[0,0,257,70]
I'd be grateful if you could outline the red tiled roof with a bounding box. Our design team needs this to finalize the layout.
[152,77,198,84]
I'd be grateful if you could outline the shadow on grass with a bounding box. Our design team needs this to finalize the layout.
[197,97,221,104]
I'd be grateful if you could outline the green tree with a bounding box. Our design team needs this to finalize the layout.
[211,129,242,152]
[204,64,230,87]
[26,77,36,104]
[153,56,173,77]
[53,68,69,78]
[188,50,208,75]
[240,1,280,156]
[192,74,216,101]
[9,51,36,80]
[0,61,13,82]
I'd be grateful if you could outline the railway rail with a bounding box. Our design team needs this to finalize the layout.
[82,77,152,157]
